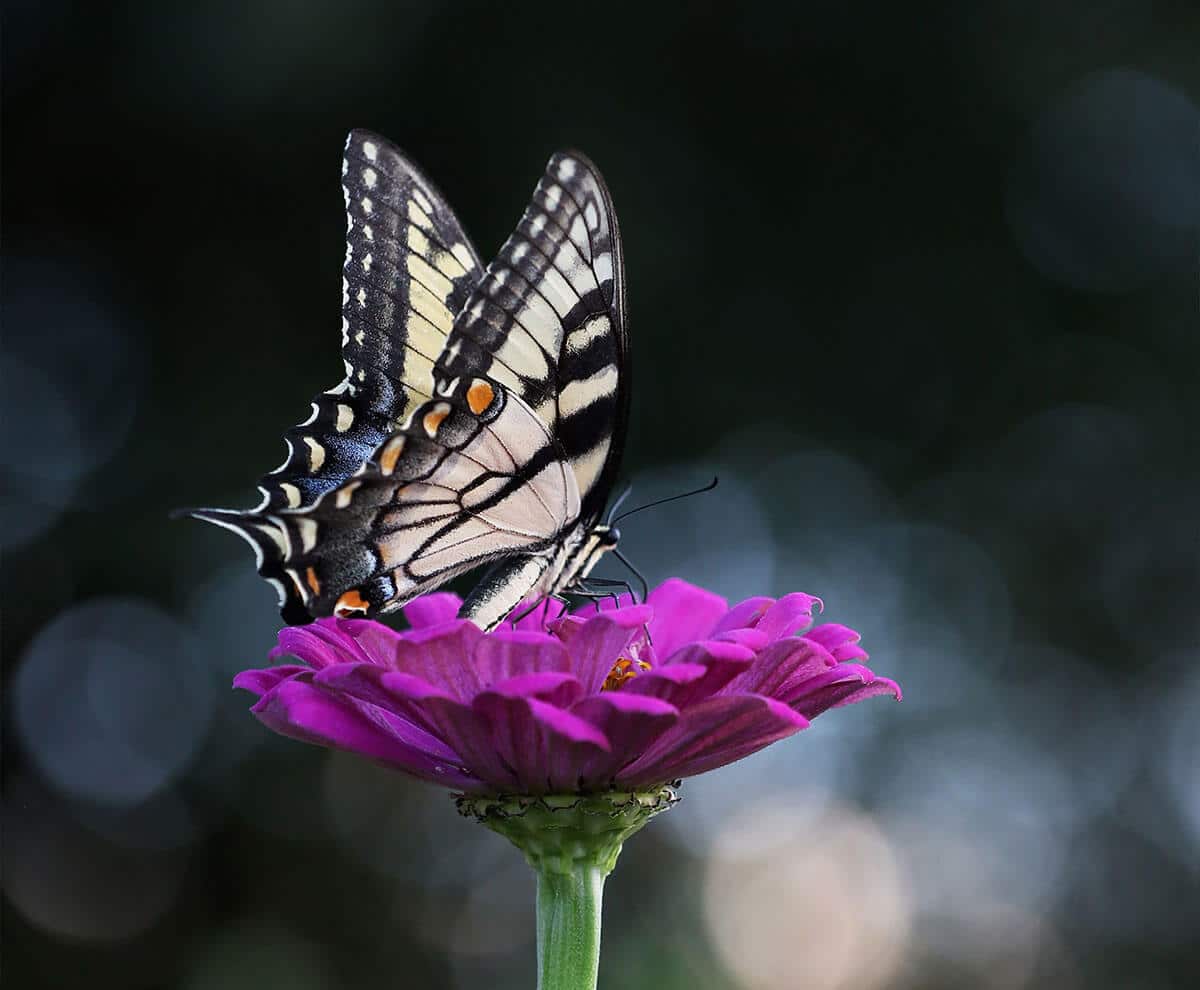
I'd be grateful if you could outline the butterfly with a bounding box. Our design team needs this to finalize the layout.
[187,131,630,631]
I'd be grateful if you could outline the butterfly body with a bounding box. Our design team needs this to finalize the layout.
[188,132,629,631]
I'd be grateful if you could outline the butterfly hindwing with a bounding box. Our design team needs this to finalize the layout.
[264,378,580,619]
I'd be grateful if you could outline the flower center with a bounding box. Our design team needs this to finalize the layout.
[602,656,652,691]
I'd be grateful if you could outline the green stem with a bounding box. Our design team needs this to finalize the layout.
[536,863,605,990]
[454,788,681,990]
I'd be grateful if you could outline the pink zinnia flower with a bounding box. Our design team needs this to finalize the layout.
[234,578,900,794]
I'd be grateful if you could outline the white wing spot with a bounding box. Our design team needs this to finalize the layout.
[512,242,530,262]
[567,315,611,353]
[412,187,434,214]
[303,437,326,472]
[544,184,562,210]
[281,482,302,507]
[363,168,377,190]
[362,140,378,161]
[356,286,367,306]
[451,243,476,271]
[363,224,374,242]
[362,252,373,273]
[354,328,365,345]
[530,215,547,237]
[594,252,613,285]
[295,517,318,553]
[557,158,577,180]
[336,480,361,508]
[335,404,354,432]
[408,201,432,230]
[361,196,373,215]
[584,202,599,229]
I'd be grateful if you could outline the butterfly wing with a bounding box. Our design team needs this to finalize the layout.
[436,151,629,527]
[257,130,483,512]
[189,131,482,614]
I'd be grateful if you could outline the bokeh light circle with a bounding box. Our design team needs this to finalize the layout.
[14,597,216,806]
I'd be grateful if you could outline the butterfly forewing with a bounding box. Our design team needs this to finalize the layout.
[435,151,628,525]
[258,130,482,513]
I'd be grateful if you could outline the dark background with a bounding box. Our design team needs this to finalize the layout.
[4,2,1199,988]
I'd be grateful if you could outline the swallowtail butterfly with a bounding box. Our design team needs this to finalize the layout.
[188,131,629,631]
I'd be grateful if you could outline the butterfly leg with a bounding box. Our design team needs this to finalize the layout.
[508,593,573,628]
[569,577,653,645]
[577,576,638,605]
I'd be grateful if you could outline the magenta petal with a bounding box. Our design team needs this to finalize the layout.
[619,662,708,702]
[251,676,479,789]
[471,629,570,687]
[233,664,308,697]
[308,664,466,763]
[553,608,650,694]
[570,693,679,788]
[270,620,367,669]
[388,620,484,700]
[474,691,609,793]
[711,596,775,635]
[314,662,425,718]
[647,579,729,657]
[712,627,770,651]
[754,593,822,640]
[378,671,521,792]
[723,638,836,699]
[486,671,585,709]
[803,623,869,663]
[402,592,463,629]
[792,671,902,718]
[336,618,406,666]
[617,694,809,788]
[628,641,754,707]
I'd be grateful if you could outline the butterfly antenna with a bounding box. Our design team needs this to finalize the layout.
[606,482,636,524]
[611,477,719,525]
[611,548,650,603]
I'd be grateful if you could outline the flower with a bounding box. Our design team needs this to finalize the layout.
[234,579,900,795]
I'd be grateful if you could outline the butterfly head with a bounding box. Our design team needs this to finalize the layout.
[593,523,620,548]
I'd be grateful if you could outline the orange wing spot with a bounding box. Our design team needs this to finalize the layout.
[305,566,321,595]
[335,589,369,617]
[379,436,405,475]
[423,402,451,437]
[466,379,495,415]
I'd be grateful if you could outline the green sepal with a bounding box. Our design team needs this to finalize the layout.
[455,785,681,876]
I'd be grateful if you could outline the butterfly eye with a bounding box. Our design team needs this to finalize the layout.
[607,527,621,545]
